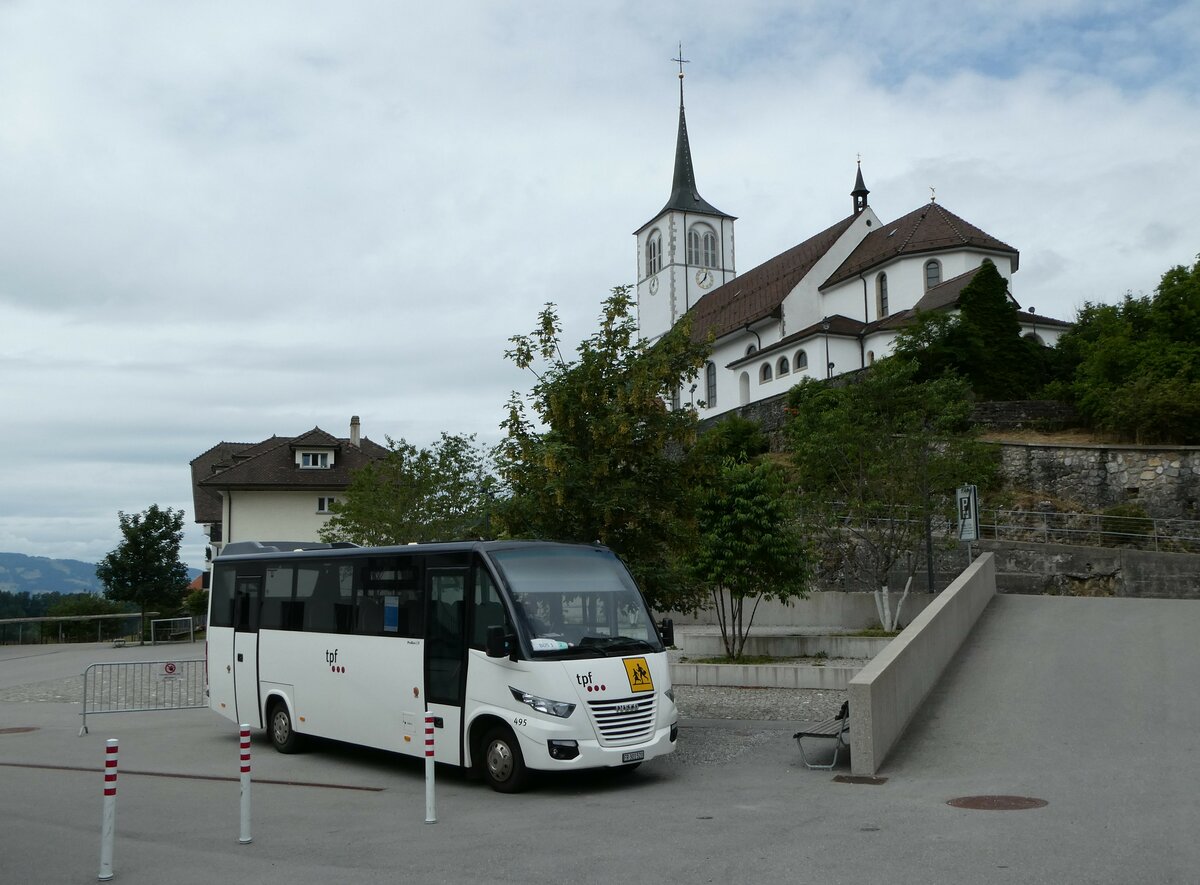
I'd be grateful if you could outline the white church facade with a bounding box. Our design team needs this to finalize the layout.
[635,72,1069,417]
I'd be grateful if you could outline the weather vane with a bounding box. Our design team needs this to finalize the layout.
[929,186,937,203]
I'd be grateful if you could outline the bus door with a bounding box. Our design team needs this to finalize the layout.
[233,574,263,728]
[425,567,467,765]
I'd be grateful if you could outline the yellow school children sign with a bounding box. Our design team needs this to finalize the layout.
[623,657,654,693]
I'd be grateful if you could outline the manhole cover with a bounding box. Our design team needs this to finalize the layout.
[947,795,1047,811]
[0,727,38,735]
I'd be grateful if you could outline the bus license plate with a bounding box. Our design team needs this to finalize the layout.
[622,750,644,763]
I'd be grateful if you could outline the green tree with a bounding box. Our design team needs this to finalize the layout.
[787,359,997,627]
[321,433,495,546]
[495,285,710,612]
[95,505,190,643]
[691,451,811,659]
[1053,257,1200,443]
[892,260,1047,398]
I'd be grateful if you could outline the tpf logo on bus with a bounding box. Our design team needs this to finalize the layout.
[326,649,346,674]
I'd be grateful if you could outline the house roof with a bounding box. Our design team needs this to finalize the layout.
[195,428,389,497]
[821,201,1019,289]
[690,214,859,342]
[189,441,256,524]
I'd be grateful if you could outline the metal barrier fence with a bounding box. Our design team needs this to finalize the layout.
[79,659,206,735]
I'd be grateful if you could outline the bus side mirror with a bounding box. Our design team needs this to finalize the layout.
[485,625,508,659]
[658,618,674,648]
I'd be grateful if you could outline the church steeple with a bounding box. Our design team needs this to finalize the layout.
[659,60,728,217]
[852,159,870,215]
[635,48,736,345]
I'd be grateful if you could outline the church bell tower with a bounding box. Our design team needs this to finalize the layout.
[635,50,736,343]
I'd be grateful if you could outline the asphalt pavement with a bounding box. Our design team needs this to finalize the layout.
[1,594,1197,884]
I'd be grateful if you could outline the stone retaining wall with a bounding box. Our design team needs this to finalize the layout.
[998,443,1200,519]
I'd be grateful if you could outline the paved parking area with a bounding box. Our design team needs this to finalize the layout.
[2,595,1198,884]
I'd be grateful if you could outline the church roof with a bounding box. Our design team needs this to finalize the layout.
[689,214,859,342]
[821,202,1019,289]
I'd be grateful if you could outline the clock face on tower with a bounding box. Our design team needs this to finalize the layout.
[696,268,714,289]
[649,275,659,295]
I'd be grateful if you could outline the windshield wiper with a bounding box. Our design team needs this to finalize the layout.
[578,636,658,655]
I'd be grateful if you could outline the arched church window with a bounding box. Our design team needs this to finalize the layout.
[688,224,719,267]
[777,356,790,376]
[925,259,942,289]
[647,231,662,276]
[877,273,889,319]
[760,363,773,384]
[746,343,758,356]
[795,349,808,371]
[705,362,717,408]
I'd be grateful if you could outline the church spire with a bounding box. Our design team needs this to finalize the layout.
[658,46,728,217]
[852,157,870,215]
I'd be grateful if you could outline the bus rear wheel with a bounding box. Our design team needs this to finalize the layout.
[481,725,528,793]
[268,700,304,754]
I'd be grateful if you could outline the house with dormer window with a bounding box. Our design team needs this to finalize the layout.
[636,70,1071,415]
[190,416,388,559]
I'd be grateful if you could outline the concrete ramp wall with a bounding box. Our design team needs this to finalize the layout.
[848,553,996,776]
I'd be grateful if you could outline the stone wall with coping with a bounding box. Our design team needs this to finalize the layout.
[997,443,1200,519]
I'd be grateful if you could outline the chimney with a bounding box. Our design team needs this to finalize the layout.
[350,415,361,448]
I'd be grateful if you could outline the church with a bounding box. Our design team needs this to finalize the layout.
[635,69,1070,416]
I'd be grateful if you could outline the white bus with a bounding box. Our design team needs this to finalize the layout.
[206,540,678,791]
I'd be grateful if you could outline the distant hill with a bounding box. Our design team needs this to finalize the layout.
[0,552,202,596]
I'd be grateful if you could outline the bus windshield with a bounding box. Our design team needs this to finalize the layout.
[487,546,662,658]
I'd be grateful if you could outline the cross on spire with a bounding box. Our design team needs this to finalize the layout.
[672,43,689,79]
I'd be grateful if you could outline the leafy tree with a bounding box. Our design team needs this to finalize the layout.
[184,587,209,621]
[787,359,997,628]
[1052,256,1200,443]
[95,505,190,643]
[321,433,495,546]
[892,260,1047,398]
[495,285,710,612]
[690,420,811,657]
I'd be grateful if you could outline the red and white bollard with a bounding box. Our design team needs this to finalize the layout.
[239,724,252,844]
[98,738,118,881]
[424,713,437,824]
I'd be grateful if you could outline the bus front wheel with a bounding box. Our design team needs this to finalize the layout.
[481,725,528,793]
[268,700,304,754]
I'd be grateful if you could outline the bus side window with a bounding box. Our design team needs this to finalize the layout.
[471,565,508,649]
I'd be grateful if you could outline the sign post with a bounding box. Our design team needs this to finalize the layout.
[957,484,979,562]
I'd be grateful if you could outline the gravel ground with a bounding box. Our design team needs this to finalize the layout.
[672,684,844,723]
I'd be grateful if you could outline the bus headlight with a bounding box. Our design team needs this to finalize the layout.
[510,687,576,719]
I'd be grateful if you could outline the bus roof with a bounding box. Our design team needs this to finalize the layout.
[213,539,611,563]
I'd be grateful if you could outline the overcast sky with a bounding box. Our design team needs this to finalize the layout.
[2,1,1198,571]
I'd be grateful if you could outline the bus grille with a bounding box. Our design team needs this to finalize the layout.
[587,694,656,746]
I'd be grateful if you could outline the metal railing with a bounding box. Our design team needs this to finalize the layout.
[977,509,1200,553]
[79,658,206,735]
[825,505,1200,554]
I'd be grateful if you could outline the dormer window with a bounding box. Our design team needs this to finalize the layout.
[300,451,330,469]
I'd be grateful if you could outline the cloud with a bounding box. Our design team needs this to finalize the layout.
[1,1,1197,568]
